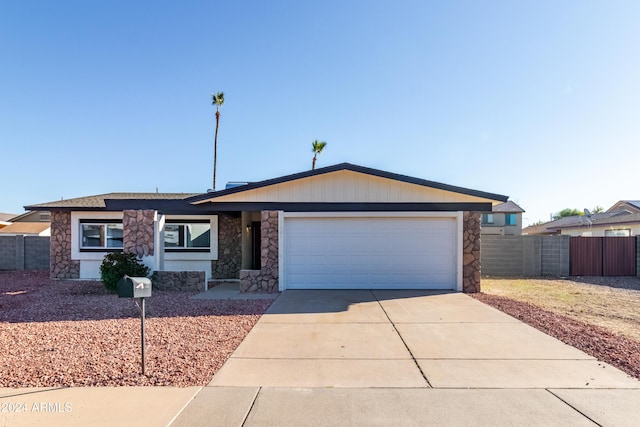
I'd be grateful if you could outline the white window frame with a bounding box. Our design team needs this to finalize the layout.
[605,229,630,237]
[162,215,218,261]
[482,213,494,224]
[164,220,212,251]
[72,212,124,261]
[79,221,124,251]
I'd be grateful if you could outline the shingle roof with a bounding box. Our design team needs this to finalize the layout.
[0,212,17,222]
[523,210,640,234]
[621,201,640,211]
[25,193,199,210]
[561,211,640,228]
[0,222,50,235]
[492,201,525,213]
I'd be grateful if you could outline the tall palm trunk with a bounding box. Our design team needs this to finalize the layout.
[312,153,318,170]
[211,91,224,191]
[213,110,220,190]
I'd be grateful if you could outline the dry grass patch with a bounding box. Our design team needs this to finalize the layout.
[481,277,640,343]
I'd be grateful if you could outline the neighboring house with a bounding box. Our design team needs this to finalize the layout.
[25,163,508,293]
[607,200,640,214]
[0,222,50,236]
[10,210,51,222]
[522,200,640,237]
[0,212,16,230]
[481,201,524,235]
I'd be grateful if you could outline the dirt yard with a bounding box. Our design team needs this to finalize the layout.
[0,271,273,387]
[481,276,640,343]
[476,276,640,380]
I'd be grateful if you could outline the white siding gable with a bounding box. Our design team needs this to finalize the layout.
[199,170,498,204]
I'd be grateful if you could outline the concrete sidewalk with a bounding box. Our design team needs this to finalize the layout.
[0,386,200,427]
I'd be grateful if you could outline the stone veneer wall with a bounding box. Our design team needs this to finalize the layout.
[212,214,242,279]
[462,211,481,293]
[239,210,279,293]
[123,210,155,257]
[50,211,80,279]
[151,271,205,292]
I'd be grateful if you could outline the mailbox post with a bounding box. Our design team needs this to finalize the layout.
[117,275,152,375]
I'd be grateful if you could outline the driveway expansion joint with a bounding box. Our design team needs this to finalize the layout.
[545,389,603,427]
[370,290,433,388]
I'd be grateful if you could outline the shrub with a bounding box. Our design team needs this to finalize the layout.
[99,252,150,292]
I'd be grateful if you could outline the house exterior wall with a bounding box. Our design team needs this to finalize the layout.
[481,213,522,236]
[211,214,242,279]
[239,210,279,293]
[50,211,80,279]
[49,211,218,280]
[206,170,498,204]
[462,211,482,293]
[560,224,640,237]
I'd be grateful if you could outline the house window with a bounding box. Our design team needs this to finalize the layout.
[80,221,123,250]
[605,229,630,237]
[164,220,211,252]
[505,213,516,226]
[482,213,494,225]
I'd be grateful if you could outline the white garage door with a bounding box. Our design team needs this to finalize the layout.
[283,215,458,290]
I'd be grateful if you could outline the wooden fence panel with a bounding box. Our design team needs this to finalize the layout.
[570,237,603,276]
[570,236,637,276]
[603,237,637,276]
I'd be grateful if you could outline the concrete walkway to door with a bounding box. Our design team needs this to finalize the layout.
[173,290,640,426]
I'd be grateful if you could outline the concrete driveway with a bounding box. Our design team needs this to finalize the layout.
[173,290,640,426]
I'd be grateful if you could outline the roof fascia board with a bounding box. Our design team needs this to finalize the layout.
[193,202,494,212]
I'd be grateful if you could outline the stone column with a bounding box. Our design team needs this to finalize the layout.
[50,211,80,279]
[211,214,242,279]
[239,210,279,293]
[122,210,155,257]
[260,210,279,292]
[462,211,481,293]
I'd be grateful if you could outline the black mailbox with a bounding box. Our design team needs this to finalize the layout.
[117,275,152,298]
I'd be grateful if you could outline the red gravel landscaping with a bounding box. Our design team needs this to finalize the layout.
[0,271,273,387]
[472,292,640,381]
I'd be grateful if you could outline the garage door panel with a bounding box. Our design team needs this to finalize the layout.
[284,216,457,290]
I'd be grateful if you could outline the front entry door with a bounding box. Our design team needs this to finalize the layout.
[251,221,261,269]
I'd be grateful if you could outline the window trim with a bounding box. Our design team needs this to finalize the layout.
[79,220,124,252]
[604,229,631,237]
[163,219,212,252]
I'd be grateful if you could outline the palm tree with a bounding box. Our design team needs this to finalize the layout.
[211,91,225,190]
[311,140,327,170]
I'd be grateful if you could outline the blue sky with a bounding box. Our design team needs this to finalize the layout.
[1,1,639,225]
